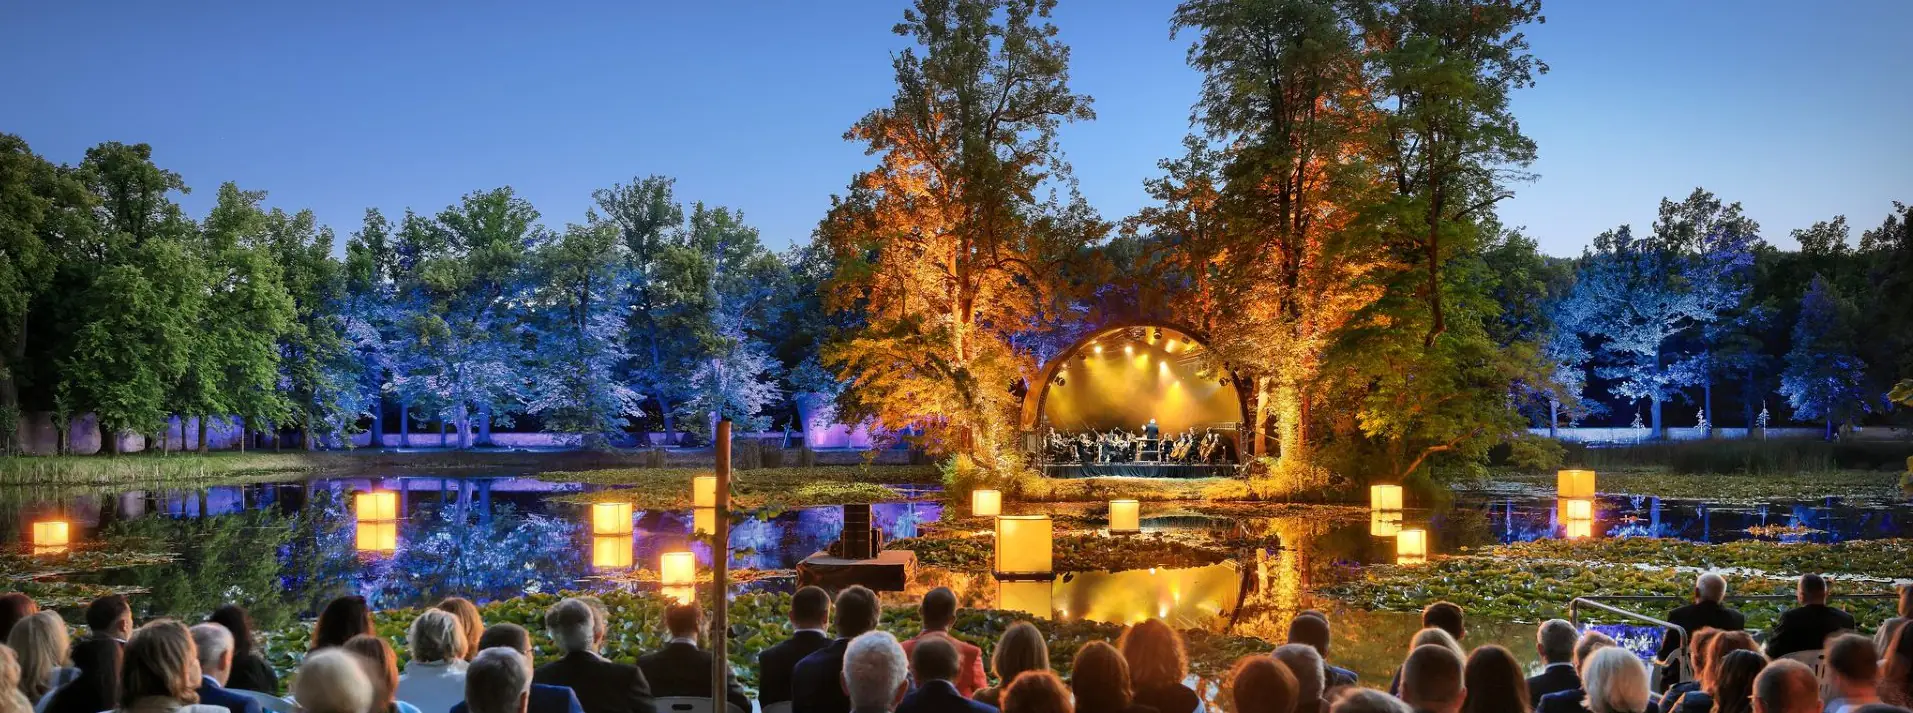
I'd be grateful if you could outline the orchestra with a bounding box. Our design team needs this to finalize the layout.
[1043,422,1237,465]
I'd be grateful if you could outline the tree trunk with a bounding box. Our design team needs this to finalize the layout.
[1549,399,1559,438]
[197,416,208,454]
[439,418,448,448]
[104,425,120,456]
[456,403,472,450]
[1742,370,1757,432]
[1825,417,1834,442]
[1703,379,1714,438]
[370,394,385,449]
[238,417,248,453]
[1252,377,1271,458]
[400,400,411,448]
[477,402,492,447]
[1650,396,1664,440]
[661,398,677,448]
[1274,380,1305,462]
[272,421,282,452]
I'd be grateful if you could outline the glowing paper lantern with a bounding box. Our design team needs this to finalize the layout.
[355,491,398,521]
[592,535,634,570]
[692,507,715,536]
[661,551,696,586]
[997,579,1053,617]
[972,489,1002,517]
[31,520,70,554]
[1370,484,1404,511]
[1395,529,1427,566]
[591,502,634,536]
[1557,469,1596,499]
[1109,499,1140,533]
[1369,511,1402,537]
[693,476,717,508]
[355,521,397,553]
[994,515,1053,575]
[1564,518,1593,540]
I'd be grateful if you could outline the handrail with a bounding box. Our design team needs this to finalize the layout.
[1569,597,1686,633]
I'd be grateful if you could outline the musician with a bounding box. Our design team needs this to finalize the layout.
[1140,419,1160,462]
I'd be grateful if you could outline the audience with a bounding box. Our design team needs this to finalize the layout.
[758,586,832,709]
[294,648,374,713]
[1709,650,1766,713]
[532,598,654,713]
[795,586,881,713]
[1001,672,1072,713]
[343,634,419,713]
[1535,631,1617,713]
[1230,655,1299,713]
[1393,629,1465,696]
[467,649,534,713]
[186,624,262,713]
[1,645,31,713]
[437,599,487,663]
[1665,629,1726,713]
[398,609,469,713]
[1766,575,1856,659]
[1424,604,1466,643]
[1661,574,1747,691]
[1460,646,1529,713]
[1119,619,1198,713]
[1332,689,1412,713]
[900,588,988,698]
[88,596,135,646]
[205,606,275,695]
[1882,622,1913,708]
[1876,586,1911,654]
[1580,648,1653,713]
[1290,612,1359,689]
[1670,631,1760,713]
[11,612,73,703]
[450,624,584,713]
[1400,645,1466,713]
[899,636,994,713]
[635,604,750,713]
[117,620,223,713]
[1067,642,1144,713]
[0,595,39,647]
[41,623,120,713]
[1752,660,1820,713]
[310,596,376,652]
[1528,621,1581,703]
[843,632,910,713]
[1822,635,1882,713]
[1272,644,1327,713]
[975,622,1048,709]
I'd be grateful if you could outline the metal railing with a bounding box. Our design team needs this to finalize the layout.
[1568,593,1904,686]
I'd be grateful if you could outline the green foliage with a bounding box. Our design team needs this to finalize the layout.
[888,531,1231,572]
[537,465,938,510]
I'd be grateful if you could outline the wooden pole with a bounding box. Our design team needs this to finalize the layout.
[711,419,731,708]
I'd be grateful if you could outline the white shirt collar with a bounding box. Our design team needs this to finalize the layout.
[669,636,700,647]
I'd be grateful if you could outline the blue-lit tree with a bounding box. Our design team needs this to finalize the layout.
[524,220,643,447]
[1562,225,1711,438]
[1779,275,1868,440]
[1660,190,1762,434]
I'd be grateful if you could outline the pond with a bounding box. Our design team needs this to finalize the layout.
[3,474,1909,686]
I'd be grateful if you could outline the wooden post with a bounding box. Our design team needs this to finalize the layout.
[712,419,731,708]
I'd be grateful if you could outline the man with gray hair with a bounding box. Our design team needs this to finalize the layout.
[468,647,533,713]
[841,631,909,713]
[189,623,263,713]
[1659,571,1745,690]
[533,598,656,713]
[1273,643,1328,713]
[1529,620,1582,702]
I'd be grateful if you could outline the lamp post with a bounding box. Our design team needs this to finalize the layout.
[710,419,732,713]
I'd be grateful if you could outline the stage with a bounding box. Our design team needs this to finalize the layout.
[1041,463,1239,479]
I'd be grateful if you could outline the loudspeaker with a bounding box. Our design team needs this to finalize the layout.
[842,504,874,559]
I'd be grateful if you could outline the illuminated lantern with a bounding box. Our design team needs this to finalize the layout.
[692,507,715,536]
[31,520,70,554]
[355,491,398,521]
[1560,498,1595,540]
[693,476,718,508]
[591,502,634,536]
[1557,470,1597,499]
[1109,499,1140,533]
[1395,529,1428,566]
[971,489,1002,517]
[1564,518,1593,540]
[997,579,1053,617]
[994,515,1053,576]
[1370,484,1404,511]
[1369,511,1402,537]
[355,521,398,554]
[660,551,696,602]
[591,535,634,570]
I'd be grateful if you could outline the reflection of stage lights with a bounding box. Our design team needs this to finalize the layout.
[1093,344,1103,354]
[1166,339,1178,352]
[1124,344,1133,355]
[661,551,696,601]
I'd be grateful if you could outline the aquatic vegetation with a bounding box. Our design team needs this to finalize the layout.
[1485,538,1913,579]
[543,465,937,509]
[1481,468,1907,503]
[0,453,317,487]
[1743,524,1824,538]
[0,541,178,609]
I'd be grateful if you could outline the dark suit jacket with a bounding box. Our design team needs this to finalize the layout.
[1764,604,1857,658]
[792,639,852,713]
[197,677,265,713]
[1657,600,1748,670]
[534,651,657,713]
[452,684,587,713]
[637,642,751,713]
[1527,664,1581,704]
[1132,684,1200,713]
[897,680,998,713]
[758,631,831,707]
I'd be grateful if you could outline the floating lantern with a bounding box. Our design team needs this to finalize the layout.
[692,507,715,536]
[660,551,696,602]
[355,491,398,521]
[1370,484,1404,511]
[1396,529,1428,566]
[997,579,1053,617]
[1369,511,1402,537]
[355,521,397,553]
[591,502,634,536]
[591,535,634,570]
[972,489,1002,517]
[31,520,70,554]
[693,476,717,508]
[1557,469,1596,499]
[1109,499,1140,533]
[994,515,1053,576]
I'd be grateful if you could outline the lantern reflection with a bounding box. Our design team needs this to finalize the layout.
[694,476,718,509]
[661,551,696,603]
[355,521,398,554]
[354,490,400,554]
[1559,497,1595,540]
[692,507,715,536]
[1369,511,1403,537]
[996,579,1053,617]
[592,535,634,570]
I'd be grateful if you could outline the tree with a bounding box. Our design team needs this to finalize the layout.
[682,313,782,433]
[1658,189,1761,434]
[343,209,402,447]
[1779,275,1867,439]
[268,209,355,449]
[525,220,641,446]
[594,176,697,445]
[1858,202,1912,418]
[0,135,73,452]
[192,183,295,452]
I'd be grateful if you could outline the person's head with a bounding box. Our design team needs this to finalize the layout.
[1003,670,1074,713]
[466,648,532,713]
[58,632,122,713]
[311,595,374,651]
[409,609,467,664]
[1461,645,1530,713]
[1824,634,1880,699]
[791,586,831,631]
[1272,643,1326,707]
[477,623,534,658]
[1706,632,1761,690]
[1536,620,1578,666]
[1119,618,1187,692]
[188,623,234,684]
[1422,602,1466,641]
[436,597,485,661]
[842,631,908,713]
[545,598,597,655]
[834,586,880,639]
[1697,573,1729,604]
[1688,628,1724,681]
[1069,641,1135,713]
[1574,631,1617,673]
[920,587,959,632]
[0,594,39,642]
[911,635,961,685]
[1711,650,1768,713]
[1288,614,1334,658]
[576,596,609,646]
[994,622,1051,686]
[0,644,21,708]
[1230,655,1300,713]
[1753,659,1821,713]
[1899,584,1913,619]
[1400,644,1467,713]
[1884,621,1913,700]
[1411,627,1465,658]
[86,594,133,641]
[342,635,400,713]
[293,648,373,713]
[1799,574,1831,606]
[1331,688,1413,713]
[206,605,258,662]
[662,603,703,641]
[10,611,69,699]
[120,619,201,708]
[1580,647,1649,713]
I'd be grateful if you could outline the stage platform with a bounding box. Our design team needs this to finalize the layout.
[1042,463,1239,479]
[795,549,916,591]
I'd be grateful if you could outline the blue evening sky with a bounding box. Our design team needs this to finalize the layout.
[4,1,1908,256]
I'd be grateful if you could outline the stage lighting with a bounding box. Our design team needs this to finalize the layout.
[1124,344,1133,355]
[1557,469,1596,499]
[1166,339,1178,352]
[591,502,635,535]
[1094,344,1103,354]
[1153,327,1163,341]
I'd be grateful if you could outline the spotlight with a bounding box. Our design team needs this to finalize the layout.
[1124,344,1133,355]
[1153,327,1163,341]
[1093,344,1103,354]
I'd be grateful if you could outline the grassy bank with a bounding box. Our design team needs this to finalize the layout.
[538,465,942,509]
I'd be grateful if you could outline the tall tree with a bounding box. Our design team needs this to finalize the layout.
[525,220,641,446]
[1656,189,1761,433]
[595,176,696,445]
[192,183,296,452]
[1779,275,1867,439]
[0,135,75,452]
[1857,202,1912,419]
[343,209,401,447]
[268,209,354,449]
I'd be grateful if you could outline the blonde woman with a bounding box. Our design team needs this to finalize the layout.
[116,620,224,713]
[1,645,34,713]
[8,613,74,704]
[1581,648,1652,713]
[397,609,467,713]
[434,598,485,662]
[975,622,1049,708]
[292,649,373,713]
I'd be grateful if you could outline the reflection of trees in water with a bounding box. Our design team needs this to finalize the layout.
[357,503,582,610]
[99,497,304,630]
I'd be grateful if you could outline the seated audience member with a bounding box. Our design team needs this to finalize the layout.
[451,625,584,713]
[1664,629,1724,713]
[1461,645,1530,713]
[294,649,374,713]
[1661,574,1747,690]
[533,599,654,713]
[467,649,534,713]
[0,595,39,646]
[436,598,486,662]
[636,604,750,713]
[843,632,910,713]
[1765,575,1856,659]
[12,612,74,703]
[186,624,262,713]
[1393,627,1466,695]
[205,606,275,695]
[117,620,225,713]
[758,586,832,709]
[2,644,34,713]
[86,596,135,647]
[1330,689,1412,713]
[1002,671,1072,713]
[1119,619,1199,713]
[1229,655,1299,713]
[1401,645,1467,713]
[1823,635,1883,713]
[1535,631,1618,713]
[343,634,419,713]
[1271,644,1326,713]
[1882,622,1913,708]
[900,588,988,698]
[310,596,376,652]
[898,636,995,713]
[1708,650,1766,713]
[1751,660,1820,713]
[41,626,120,713]
[1877,586,1912,652]
[399,609,469,713]
[1580,648,1654,713]
[1424,603,1467,643]
[1068,641,1148,713]
[1671,631,1761,713]
[1289,614,1358,689]
[1528,620,1582,703]
[975,623,1048,709]
[796,586,882,713]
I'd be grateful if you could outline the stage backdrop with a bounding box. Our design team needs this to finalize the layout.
[1039,327,1242,434]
